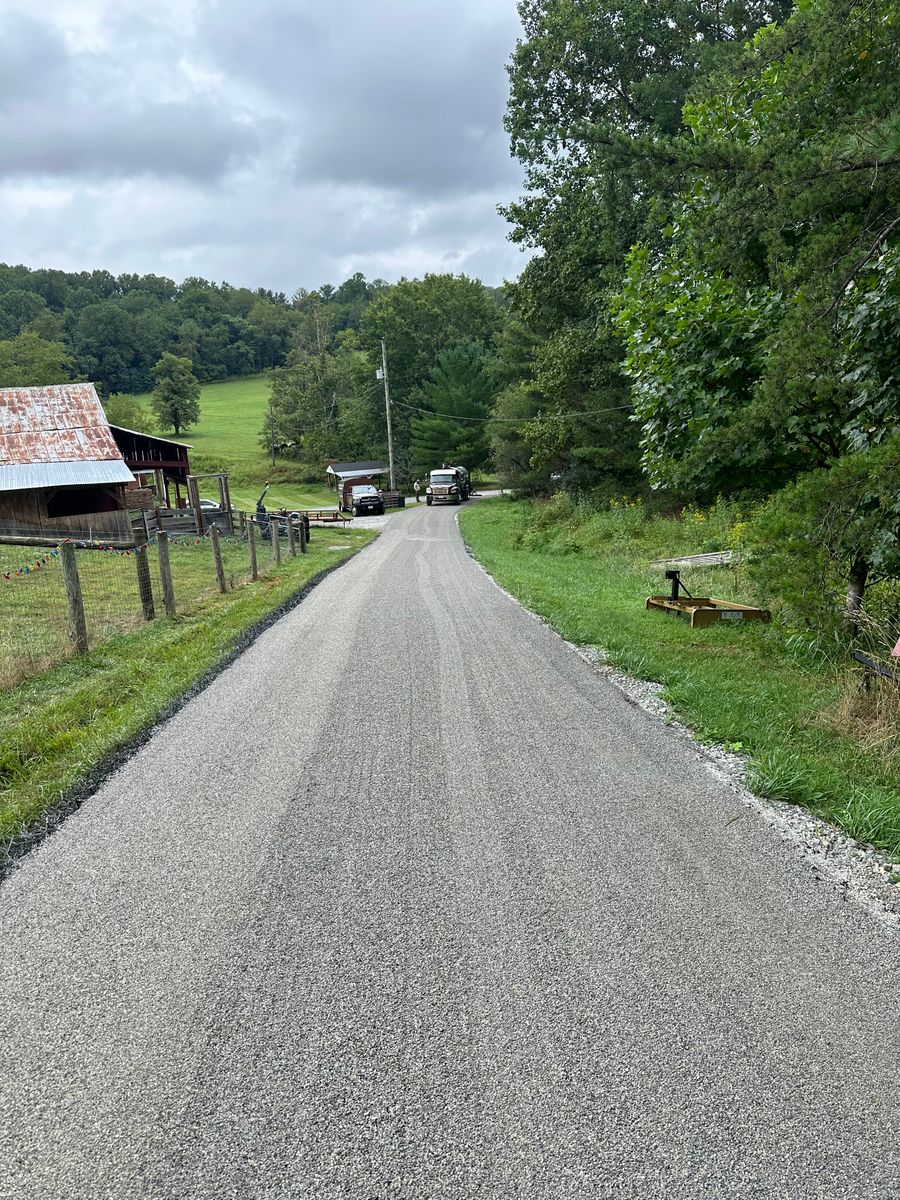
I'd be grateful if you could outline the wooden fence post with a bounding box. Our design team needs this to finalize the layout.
[157,531,176,617]
[134,530,155,621]
[248,518,258,582]
[299,516,307,554]
[211,527,228,593]
[287,516,296,557]
[272,517,282,565]
[59,542,89,655]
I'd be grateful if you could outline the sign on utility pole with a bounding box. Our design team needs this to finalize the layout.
[379,339,396,491]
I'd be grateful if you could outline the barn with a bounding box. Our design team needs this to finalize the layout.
[0,384,135,540]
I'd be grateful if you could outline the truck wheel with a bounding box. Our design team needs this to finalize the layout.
[352,505,359,516]
[453,495,461,505]
[426,497,432,506]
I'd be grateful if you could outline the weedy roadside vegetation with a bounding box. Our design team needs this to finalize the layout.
[460,496,900,859]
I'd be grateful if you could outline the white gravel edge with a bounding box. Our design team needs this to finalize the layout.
[459,514,900,932]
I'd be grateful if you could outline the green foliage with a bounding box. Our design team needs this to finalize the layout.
[841,246,900,450]
[502,0,791,490]
[101,392,156,434]
[0,265,388,397]
[361,274,503,475]
[746,437,900,636]
[615,243,790,497]
[410,343,493,475]
[151,353,201,436]
[0,331,73,387]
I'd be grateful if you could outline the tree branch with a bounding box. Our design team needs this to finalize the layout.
[821,212,900,319]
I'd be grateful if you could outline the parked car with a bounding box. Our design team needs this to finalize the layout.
[345,484,385,516]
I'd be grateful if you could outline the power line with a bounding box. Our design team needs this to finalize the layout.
[389,398,634,424]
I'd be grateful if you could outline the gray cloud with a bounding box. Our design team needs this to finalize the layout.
[0,0,528,289]
[203,1,520,195]
[0,8,260,181]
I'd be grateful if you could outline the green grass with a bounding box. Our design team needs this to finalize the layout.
[132,375,336,510]
[0,535,280,690]
[460,497,900,859]
[0,529,375,849]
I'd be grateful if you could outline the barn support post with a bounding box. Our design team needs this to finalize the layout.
[134,529,155,621]
[157,531,176,617]
[272,517,282,565]
[59,542,89,655]
[287,516,296,557]
[211,527,227,594]
[248,517,258,581]
[187,475,204,534]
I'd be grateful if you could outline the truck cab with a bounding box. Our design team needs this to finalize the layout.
[426,465,470,506]
[344,484,385,516]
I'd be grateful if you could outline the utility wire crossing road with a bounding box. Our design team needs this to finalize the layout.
[1,502,898,1199]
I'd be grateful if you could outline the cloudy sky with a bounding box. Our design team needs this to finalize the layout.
[0,0,527,292]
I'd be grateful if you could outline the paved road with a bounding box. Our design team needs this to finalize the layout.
[1,501,898,1199]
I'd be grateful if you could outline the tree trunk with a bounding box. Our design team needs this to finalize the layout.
[844,553,869,637]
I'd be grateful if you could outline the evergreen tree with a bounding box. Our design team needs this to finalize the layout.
[411,344,494,476]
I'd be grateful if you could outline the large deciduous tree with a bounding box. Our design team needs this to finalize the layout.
[151,353,200,436]
[502,0,792,491]
[360,274,503,467]
[0,332,73,387]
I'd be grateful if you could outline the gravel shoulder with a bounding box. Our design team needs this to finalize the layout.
[1,500,898,1199]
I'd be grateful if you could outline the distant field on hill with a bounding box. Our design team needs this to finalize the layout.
[131,374,334,510]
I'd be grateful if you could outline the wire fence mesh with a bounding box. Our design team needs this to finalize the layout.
[0,518,302,691]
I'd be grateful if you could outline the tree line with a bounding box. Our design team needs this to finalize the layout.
[497,0,900,634]
[0,265,384,396]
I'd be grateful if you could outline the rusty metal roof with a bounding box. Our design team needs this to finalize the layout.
[0,384,134,492]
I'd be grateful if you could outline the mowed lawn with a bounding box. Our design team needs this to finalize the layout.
[131,375,335,510]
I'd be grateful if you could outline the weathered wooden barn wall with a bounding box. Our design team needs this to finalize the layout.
[0,487,131,540]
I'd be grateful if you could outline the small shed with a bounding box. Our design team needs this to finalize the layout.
[325,460,388,494]
[0,384,134,540]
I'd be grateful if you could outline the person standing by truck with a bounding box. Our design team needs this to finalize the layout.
[414,478,421,503]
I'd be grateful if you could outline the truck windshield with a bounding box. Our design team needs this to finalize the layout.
[430,474,456,485]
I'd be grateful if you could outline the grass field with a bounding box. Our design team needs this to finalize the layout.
[0,533,279,690]
[460,497,900,860]
[131,375,335,510]
[0,528,375,853]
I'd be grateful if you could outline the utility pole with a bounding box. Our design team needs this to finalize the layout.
[380,338,396,491]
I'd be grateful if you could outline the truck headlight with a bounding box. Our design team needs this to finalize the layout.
[450,486,458,493]
[426,487,432,494]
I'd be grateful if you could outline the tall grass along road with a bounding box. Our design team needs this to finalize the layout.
[1,503,898,1198]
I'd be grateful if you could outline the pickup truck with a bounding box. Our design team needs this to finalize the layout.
[344,484,385,516]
